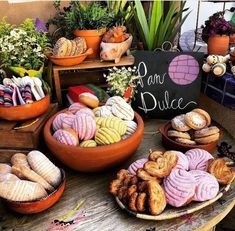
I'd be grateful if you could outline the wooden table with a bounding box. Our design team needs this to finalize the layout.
[52,55,135,107]
[0,119,234,231]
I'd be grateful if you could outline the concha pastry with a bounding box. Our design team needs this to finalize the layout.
[192,108,211,127]
[11,153,30,169]
[95,117,104,127]
[68,102,85,114]
[75,108,95,118]
[95,127,121,145]
[163,169,196,207]
[93,106,113,117]
[52,113,76,131]
[171,114,191,132]
[0,173,19,182]
[185,111,207,130]
[53,128,79,146]
[0,180,47,201]
[72,113,96,140]
[80,140,97,148]
[190,170,219,202]
[185,148,214,171]
[174,151,189,170]
[111,101,134,121]
[106,96,126,106]
[123,120,137,138]
[128,158,148,175]
[27,150,62,188]
[0,163,11,174]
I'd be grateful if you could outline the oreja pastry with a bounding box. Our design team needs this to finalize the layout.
[148,150,163,161]
[68,102,85,114]
[190,170,219,202]
[163,169,196,207]
[208,158,234,185]
[192,108,211,126]
[194,126,220,138]
[79,92,99,108]
[136,168,159,182]
[128,158,148,175]
[175,138,196,145]
[0,163,11,174]
[111,100,134,121]
[53,128,79,146]
[163,151,179,169]
[52,113,76,131]
[184,111,207,130]
[171,115,191,132]
[185,148,214,171]
[167,130,191,139]
[95,127,121,145]
[80,140,97,148]
[195,133,220,144]
[174,151,189,170]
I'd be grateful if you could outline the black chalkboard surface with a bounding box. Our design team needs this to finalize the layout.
[132,51,204,119]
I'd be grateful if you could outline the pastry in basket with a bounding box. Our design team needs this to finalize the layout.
[136,168,161,182]
[93,106,113,117]
[0,173,19,182]
[167,130,191,139]
[53,37,68,57]
[111,100,134,121]
[68,102,86,114]
[185,148,214,171]
[163,169,197,207]
[175,138,196,145]
[192,108,211,126]
[128,158,148,175]
[194,126,220,144]
[174,151,189,170]
[190,170,219,202]
[184,111,207,130]
[52,113,76,131]
[53,128,79,146]
[95,127,121,145]
[78,92,99,109]
[163,151,179,169]
[122,120,138,139]
[11,153,31,170]
[0,163,12,174]
[106,96,124,106]
[171,114,191,132]
[80,140,97,148]
[148,150,163,161]
[208,158,235,185]
[75,107,95,118]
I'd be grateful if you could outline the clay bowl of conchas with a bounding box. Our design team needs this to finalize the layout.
[0,151,65,214]
[0,76,50,121]
[48,37,93,66]
[159,108,221,152]
[44,94,144,172]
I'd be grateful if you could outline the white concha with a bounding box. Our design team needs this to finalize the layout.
[124,120,137,136]
[111,101,134,121]
[105,96,126,106]
[0,173,20,182]
[0,164,11,174]
[27,150,61,187]
[0,180,47,201]
[94,105,113,117]
[11,153,31,169]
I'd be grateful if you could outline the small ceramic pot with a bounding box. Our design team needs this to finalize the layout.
[207,35,229,55]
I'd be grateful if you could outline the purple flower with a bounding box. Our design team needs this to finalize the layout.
[34,18,47,33]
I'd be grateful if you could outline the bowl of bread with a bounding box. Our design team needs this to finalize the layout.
[44,94,144,172]
[159,108,221,152]
[0,151,65,214]
[48,37,93,66]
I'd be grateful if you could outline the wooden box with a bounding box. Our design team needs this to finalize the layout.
[0,103,58,162]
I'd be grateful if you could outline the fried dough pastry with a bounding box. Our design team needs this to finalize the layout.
[127,184,137,198]
[137,168,159,181]
[117,169,131,180]
[163,151,179,169]
[137,192,147,212]
[148,150,163,161]
[129,192,138,211]
[147,180,166,215]
[137,181,148,192]
[208,158,235,185]
[109,179,123,195]
[117,186,128,203]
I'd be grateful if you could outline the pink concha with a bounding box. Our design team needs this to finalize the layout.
[68,102,86,114]
[72,113,96,140]
[128,158,148,175]
[163,169,196,207]
[174,151,189,171]
[52,113,76,131]
[53,129,78,146]
[185,149,214,171]
[75,108,95,118]
[190,170,219,202]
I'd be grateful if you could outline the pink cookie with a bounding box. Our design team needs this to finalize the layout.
[72,113,96,140]
[75,108,95,118]
[190,170,219,202]
[53,128,78,146]
[68,102,86,114]
[174,151,189,171]
[128,158,148,175]
[185,149,214,171]
[163,169,196,207]
[52,113,76,131]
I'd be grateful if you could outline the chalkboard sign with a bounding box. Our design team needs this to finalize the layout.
[132,51,204,119]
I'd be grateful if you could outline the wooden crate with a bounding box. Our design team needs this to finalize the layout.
[0,103,58,162]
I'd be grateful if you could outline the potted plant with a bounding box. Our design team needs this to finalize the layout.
[202,11,232,55]
[104,66,140,102]
[0,17,50,78]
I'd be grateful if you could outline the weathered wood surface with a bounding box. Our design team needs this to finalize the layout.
[0,119,234,231]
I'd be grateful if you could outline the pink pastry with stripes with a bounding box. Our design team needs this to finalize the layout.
[68,102,86,114]
[128,158,148,175]
[190,170,219,202]
[174,151,189,170]
[185,148,214,171]
[72,113,96,140]
[53,128,78,146]
[75,107,95,118]
[163,169,196,207]
[52,113,76,131]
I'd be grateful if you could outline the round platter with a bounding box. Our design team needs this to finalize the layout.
[115,183,231,220]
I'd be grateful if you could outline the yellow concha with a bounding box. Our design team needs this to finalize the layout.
[95,127,121,145]
[95,117,105,126]
[80,140,97,148]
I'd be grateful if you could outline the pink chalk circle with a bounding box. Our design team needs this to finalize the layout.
[168,55,199,85]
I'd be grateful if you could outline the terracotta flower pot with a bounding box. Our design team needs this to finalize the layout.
[207,35,229,55]
[74,28,106,59]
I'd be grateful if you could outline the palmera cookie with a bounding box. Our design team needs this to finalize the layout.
[175,138,196,145]
[171,115,191,132]
[167,130,191,139]
[195,133,220,144]
[194,126,220,138]
[192,108,211,126]
[185,111,207,130]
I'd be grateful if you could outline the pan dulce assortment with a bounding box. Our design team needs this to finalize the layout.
[0,151,62,201]
[109,149,234,215]
[52,95,137,147]
[169,108,220,145]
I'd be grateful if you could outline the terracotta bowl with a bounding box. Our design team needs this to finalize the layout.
[48,48,93,66]
[159,121,219,153]
[43,110,144,172]
[0,94,50,121]
[2,169,65,214]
